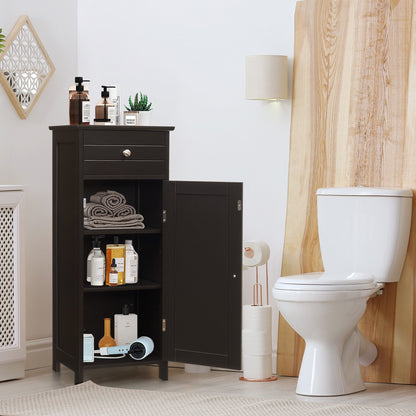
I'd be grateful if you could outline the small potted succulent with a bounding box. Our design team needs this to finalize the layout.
[123,92,153,126]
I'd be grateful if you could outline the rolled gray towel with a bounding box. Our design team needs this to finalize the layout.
[90,190,126,210]
[89,191,107,204]
[87,214,144,223]
[84,216,145,230]
[84,202,112,218]
[112,204,136,217]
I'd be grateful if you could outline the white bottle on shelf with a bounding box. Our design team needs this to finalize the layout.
[86,251,93,283]
[115,304,138,346]
[90,247,105,286]
[124,240,139,284]
[87,239,101,283]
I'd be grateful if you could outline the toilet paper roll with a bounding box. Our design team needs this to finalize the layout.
[243,241,270,267]
[242,305,273,380]
[242,330,272,355]
[242,354,272,380]
[243,305,272,330]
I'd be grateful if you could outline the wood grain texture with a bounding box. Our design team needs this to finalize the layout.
[278,0,416,384]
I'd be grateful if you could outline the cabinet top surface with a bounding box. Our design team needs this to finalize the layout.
[49,125,175,132]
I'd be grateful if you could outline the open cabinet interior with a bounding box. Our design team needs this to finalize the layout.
[82,179,164,365]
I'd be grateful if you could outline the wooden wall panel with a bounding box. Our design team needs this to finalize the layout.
[278,0,416,384]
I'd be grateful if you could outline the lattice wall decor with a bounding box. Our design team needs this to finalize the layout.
[0,207,16,349]
[0,15,55,119]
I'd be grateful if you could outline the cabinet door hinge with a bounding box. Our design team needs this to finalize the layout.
[162,318,167,332]
[237,200,242,211]
[162,209,167,223]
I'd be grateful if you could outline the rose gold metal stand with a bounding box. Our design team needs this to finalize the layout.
[251,261,269,307]
[241,258,277,382]
[239,375,278,382]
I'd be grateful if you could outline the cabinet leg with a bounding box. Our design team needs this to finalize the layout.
[52,359,60,372]
[74,368,84,384]
[159,361,168,380]
[52,348,60,372]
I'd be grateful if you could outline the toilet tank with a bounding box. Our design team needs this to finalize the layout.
[317,187,413,283]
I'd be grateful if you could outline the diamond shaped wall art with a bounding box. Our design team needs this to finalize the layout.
[0,15,55,119]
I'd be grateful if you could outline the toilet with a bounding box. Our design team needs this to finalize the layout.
[273,187,413,396]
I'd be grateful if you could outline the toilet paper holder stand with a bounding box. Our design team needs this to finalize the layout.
[240,241,277,383]
[243,244,269,306]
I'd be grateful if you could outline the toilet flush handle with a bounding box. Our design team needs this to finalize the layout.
[374,283,384,298]
[369,283,384,299]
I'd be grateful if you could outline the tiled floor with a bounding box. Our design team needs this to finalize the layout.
[1,365,416,408]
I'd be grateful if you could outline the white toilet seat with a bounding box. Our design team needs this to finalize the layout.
[275,271,377,291]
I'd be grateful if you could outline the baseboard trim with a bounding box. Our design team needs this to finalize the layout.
[26,337,52,370]
[0,361,25,381]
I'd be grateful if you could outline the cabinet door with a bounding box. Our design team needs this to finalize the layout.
[163,181,242,369]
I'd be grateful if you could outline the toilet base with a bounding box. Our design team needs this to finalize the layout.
[296,385,366,397]
[295,330,366,396]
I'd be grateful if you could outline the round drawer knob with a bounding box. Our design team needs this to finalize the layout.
[122,149,132,158]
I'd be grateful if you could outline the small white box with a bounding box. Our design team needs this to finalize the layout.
[83,334,94,362]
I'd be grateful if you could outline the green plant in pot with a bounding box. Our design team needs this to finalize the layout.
[123,92,153,126]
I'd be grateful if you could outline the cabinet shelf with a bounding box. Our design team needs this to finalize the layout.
[83,227,161,236]
[83,355,161,368]
[84,280,161,293]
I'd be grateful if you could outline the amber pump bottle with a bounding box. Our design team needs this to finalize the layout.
[69,77,90,125]
[94,85,115,125]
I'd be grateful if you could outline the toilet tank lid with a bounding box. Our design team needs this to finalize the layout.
[317,187,413,197]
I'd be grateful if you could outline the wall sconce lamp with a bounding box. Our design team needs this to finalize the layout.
[245,55,288,100]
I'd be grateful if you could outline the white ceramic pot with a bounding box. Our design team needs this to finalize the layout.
[138,111,152,126]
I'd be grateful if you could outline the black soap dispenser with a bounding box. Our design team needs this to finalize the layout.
[69,77,90,125]
[94,85,115,125]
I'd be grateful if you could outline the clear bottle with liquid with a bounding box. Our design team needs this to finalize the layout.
[124,240,139,284]
[109,85,120,125]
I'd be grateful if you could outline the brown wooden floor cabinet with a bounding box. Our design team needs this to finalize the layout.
[50,126,242,384]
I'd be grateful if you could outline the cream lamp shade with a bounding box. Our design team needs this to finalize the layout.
[245,55,288,100]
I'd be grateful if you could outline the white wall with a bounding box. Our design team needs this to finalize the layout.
[78,0,297,359]
[0,0,295,369]
[0,0,77,365]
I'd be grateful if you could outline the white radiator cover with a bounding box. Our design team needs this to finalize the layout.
[0,186,25,380]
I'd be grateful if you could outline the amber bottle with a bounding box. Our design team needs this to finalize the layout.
[108,258,119,287]
[69,77,90,125]
[98,318,117,348]
[94,85,115,125]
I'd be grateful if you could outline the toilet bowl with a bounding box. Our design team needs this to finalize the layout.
[274,272,380,396]
[273,187,412,396]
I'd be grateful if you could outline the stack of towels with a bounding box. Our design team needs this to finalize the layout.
[83,190,145,230]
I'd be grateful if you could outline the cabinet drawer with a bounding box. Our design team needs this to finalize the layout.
[83,131,169,178]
